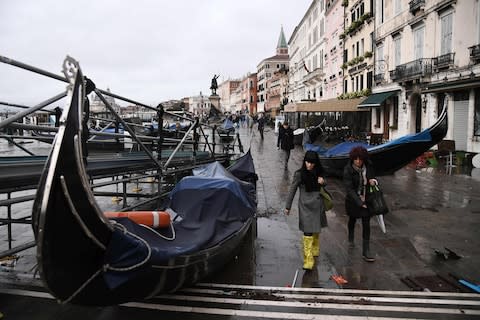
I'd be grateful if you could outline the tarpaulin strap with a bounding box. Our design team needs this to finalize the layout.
[139,221,176,241]
[108,221,152,272]
[61,268,103,304]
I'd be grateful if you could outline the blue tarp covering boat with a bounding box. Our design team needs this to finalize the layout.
[304,109,447,177]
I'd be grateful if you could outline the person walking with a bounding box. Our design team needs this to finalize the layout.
[343,146,378,262]
[257,114,265,139]
[278,122,294,168]
[285,151,326,270]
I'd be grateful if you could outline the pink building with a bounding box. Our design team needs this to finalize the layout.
[323,0,344,99]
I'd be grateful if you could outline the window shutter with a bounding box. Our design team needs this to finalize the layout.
[441,13,453,55]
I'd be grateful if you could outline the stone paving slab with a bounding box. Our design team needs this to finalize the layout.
[242,125,480,291]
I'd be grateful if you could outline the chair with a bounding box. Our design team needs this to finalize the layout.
[436,139,456,168]
[369,133,384,145]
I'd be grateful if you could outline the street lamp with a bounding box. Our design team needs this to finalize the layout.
[402,102,407,112]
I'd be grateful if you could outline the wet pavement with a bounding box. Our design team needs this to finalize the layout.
[1,125,480,318]
[249,125,480,291]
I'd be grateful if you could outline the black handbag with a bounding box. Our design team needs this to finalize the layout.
[366,185,389,215]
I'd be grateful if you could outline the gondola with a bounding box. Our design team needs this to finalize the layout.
[32,58,257,306]
[306,104,448,177]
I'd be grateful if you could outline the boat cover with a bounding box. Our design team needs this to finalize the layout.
[103,160,256,289]
[304,128,432,157]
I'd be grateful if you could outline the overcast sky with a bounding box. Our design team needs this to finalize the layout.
[0,0,312,109]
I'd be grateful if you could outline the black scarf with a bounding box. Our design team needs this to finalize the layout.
[301,167,320,192]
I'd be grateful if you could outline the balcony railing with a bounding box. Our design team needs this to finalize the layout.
[389,58,433,81]
[409,0,425,13]
[469,44,480,63]
[374,73,384,82]
[433,52,455,70]
[303,67,324,84]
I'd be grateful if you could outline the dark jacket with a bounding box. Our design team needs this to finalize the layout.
[279,126,294,150]
[343,160,375,218]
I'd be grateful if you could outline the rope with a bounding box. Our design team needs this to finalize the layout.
[61,268,102,304]
[107,221,152,272]
[60,177,106,250]
[139,221,176,241]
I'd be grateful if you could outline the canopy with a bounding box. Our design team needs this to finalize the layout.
[284,98,368,113]
[358,91,399,108]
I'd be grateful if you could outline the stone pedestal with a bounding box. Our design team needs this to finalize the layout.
[209,94,221,111]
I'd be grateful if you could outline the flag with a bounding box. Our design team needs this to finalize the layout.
[303,62,310,73]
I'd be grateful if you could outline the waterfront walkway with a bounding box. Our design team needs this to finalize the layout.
[1,124,480,319]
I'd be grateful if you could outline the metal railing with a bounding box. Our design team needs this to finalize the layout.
[409,0,425,13]
[374,73,385,82]
[469,44,480,62]
[0,55,239,259]
[433,52,455,69]
[389,58,433,81]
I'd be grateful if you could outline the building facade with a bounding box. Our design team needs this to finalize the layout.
[256,27,289,114]
[188,93,211,118]
[367,0,480,153]
[342,0,375,101]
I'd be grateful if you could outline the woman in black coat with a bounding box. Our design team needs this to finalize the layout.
[278,122,294,168]
[343,146,378,262]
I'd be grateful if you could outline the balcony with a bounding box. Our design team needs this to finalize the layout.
[303,67,324,85]
[348,62,368,75]
[433,52,455,70]
[469,44,480,63]
[409,0,425,13]
[389,58,433,82]
[374,73,384,83]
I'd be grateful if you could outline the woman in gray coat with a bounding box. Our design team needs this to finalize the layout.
[285,151,326,270]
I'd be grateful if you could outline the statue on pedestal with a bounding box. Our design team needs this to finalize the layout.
[210,74,220,95]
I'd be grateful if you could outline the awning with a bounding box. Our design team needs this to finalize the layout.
[423,80,480,93]
[357,91,399,108]
[283,97,368,113]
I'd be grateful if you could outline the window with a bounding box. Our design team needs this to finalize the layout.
[319,18,325,36]
[414,26,425,59]
[356,41,360,57]
[392,96,399,127]
[313,26,318,44]
[375,108,381,128]
[394,0,401,15]
[376,43,384,63]
[360,39,364,55]
[377,0,384,24]
[475,89,480,136]
[367,71,373,89]
[360,74,364,90]
[352,44,356,57]
[344,80,348,93]
[394,36,401,67]
[440,11,453,55]
[344,49,348,63]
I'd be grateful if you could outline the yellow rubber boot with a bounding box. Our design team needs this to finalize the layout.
[303,235,314,270]
[312,233,320,257]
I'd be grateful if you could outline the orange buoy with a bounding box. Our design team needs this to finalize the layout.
[104,211,170,228]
